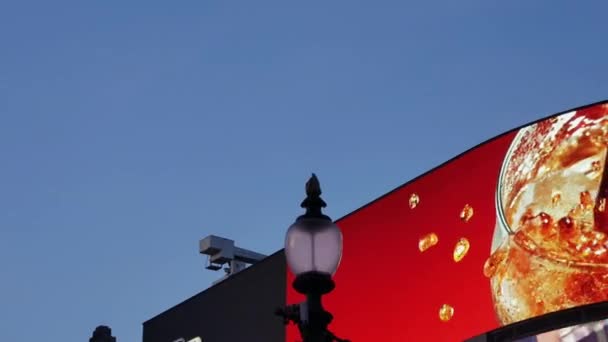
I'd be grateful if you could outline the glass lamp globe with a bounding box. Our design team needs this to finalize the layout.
[285,216,343,277]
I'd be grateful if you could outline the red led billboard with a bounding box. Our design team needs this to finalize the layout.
[286,101,608,341]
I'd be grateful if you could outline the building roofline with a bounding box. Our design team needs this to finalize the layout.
[143,248,285,325]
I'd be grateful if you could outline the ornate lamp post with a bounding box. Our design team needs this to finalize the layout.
[276,174,350,342]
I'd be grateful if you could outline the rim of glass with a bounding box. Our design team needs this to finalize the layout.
[496,127,528,236]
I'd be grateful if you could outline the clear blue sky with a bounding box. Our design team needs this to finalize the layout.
[1,1,607,341]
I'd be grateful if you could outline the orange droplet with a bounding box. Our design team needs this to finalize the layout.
[453,238,470,262]
[520,208,535,224]
[592,160,602,172]
[582,247,593,257]
[558,216,575,239]
[514,230,538,253]
[569,205,584,218]
[483,249,506,278]
[409,193,420,209]
[460,204,474,222]
[598,198,606,213]
[552,193,561,206]
[538,212,552,228]
[581,191,594,209]
[483,258,494,278]
[418,233,438,252]
[439,304,454,322]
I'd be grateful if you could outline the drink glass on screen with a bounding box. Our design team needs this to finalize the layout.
[486,105,608,325]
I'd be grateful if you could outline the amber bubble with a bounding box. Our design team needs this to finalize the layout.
[552,193,561,207]
[520,209,535,224]
[514,230,537,253]
[558,216,576,239]
[581,191,594,209]
[483,250,506,278]
[460,204,474,222]
[538,212,552,228]
[598,198,606,213]
[453,238,470,262]
[569,205,584,219]
[582,247,593,257]
[483,258,494,278]
[589,129,608,146]
[418,233,438,252]
[439,304,454,322]
[409,193,420,209]
[559,216,574,230]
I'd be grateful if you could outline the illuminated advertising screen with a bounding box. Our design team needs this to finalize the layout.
[286,101,608,341]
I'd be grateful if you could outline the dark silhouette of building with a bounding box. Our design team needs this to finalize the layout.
[143,251,286,342]
[90,325,116,342]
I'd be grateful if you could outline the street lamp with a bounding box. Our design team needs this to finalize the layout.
[276,174,350,342]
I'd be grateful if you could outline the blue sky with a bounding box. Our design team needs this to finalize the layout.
[1,1,608,341]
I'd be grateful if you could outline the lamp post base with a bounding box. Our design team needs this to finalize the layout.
[290,272,339,342]
[275,305,351,342]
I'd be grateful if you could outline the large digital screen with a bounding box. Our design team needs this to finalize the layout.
[286,101,608,341]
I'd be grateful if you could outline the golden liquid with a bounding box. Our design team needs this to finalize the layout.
[489,112,608,325]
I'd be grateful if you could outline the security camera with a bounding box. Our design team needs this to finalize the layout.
[199,235,267,284]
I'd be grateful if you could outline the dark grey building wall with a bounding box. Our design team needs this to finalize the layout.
[143,251,286,342]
